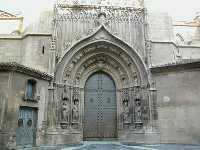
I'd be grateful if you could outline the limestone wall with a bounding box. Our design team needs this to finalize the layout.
[21,35,51,72]
[0,72,9,150]
[0,71,49,149]
[153,68,200,144]
[148,12,174,42]
[148,12,200,66]
[0,36,22,63]
[179,46,200,60]
[150,42,176,66]
[0,34,51,73]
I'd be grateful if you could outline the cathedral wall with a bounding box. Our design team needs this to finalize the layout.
[24,11,53,34]
[0,34,51,73]
[153,69,200,144]
[148,12,174,42]
[0,71,49,149]
[179,46,200,60]
[10,72,49,129]
[21,35,51,72]
[0,37,22,63]
[147,13,178,66]
[148,12,200,66]
[0,72,9,150]
[150,42,176,66]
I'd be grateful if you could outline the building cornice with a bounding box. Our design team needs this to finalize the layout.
[0,62,53,81]
[150,40,200,48]
[150,59,200,73]
[0,33,52,40]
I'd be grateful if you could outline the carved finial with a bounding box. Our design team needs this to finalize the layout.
[97,11,108,25]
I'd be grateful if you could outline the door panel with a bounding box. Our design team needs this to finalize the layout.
[84,91,98,137]
[16,107,37,147]
[84,72,117,138]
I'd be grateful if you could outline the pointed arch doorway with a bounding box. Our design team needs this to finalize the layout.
[83,71,117,139]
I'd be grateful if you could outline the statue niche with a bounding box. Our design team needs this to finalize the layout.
[72,98,79,123]
[134,98,143,129]
[61,86,70,125]
[61,100,70,123]
[122,98,131,126]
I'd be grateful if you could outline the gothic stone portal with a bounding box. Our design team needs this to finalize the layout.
[52,22,158,143]
[84,71,117,139]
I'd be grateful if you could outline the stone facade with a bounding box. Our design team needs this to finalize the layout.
[0,1,200,149]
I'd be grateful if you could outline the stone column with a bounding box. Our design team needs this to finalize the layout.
[47,85,57,128]
[149,85,158,131]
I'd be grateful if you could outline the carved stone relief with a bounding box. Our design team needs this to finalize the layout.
[59,85,81,129]
[58,0,144,8]
[52,9,157,131]
[54,4,145,59]
[72,98,79,122]
[122,99,131,124]
[62,44,140,87]
[61,100,70,123]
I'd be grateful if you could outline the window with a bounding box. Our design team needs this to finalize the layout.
[25,79,37,101]
[42,45,45,54]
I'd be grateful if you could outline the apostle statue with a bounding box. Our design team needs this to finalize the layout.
[135,99,142,123]
[61,100,70,123]
[72,99,79,122]
[123,99,130,124]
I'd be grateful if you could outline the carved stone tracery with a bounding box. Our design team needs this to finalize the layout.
[54,4,145,61]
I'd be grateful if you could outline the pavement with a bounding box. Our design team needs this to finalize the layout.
[23,141,200,150]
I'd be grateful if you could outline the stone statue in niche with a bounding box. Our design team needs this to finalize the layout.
[75,76,80,86]
[133,75,138,86]
[97,12,108,26]
[72,99,79,122]
[62,86,70,101]
[61,100,70,123]
[122,99,130,124]
[134,99,142,123]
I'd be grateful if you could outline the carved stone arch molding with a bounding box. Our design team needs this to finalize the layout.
[55,25,148,85]
[51,25,158,135]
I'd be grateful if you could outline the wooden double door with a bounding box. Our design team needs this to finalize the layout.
[84,72,117,139]
[16,107,38,147]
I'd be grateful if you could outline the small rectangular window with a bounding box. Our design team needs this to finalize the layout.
[25,79,37,101]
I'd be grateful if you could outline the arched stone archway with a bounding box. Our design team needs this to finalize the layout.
[55,25,149,85]
[48,25,158,142]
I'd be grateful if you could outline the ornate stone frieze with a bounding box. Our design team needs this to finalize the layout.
[54,4,145,59]
[62,43,140,85]
[57,0,144,8]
